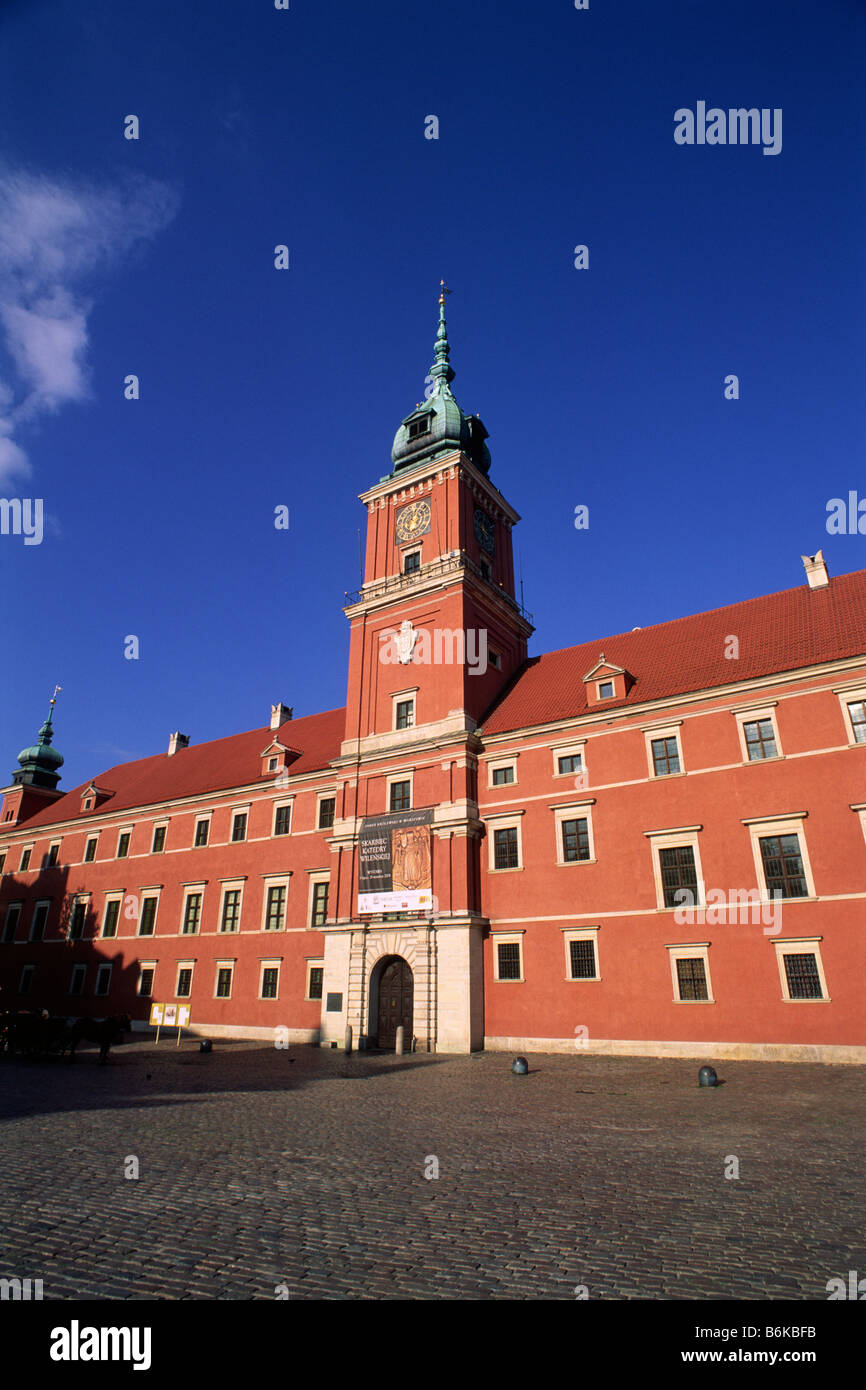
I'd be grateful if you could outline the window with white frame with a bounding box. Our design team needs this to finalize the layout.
[734,704,781,762]
[667,943,713,1002]
[260,961,281,999]
[231,810,248,843]
[215,962,234,998]
[488,757,517,788]
[773,938,828,1001]
[552,801,596,865]
[95,963,112,997]
[69,963,87,996]
[138,894,159,936]
[2,902,22,943]
[194,817,210,847]
[44,840,61,868]
[552,740,587,780]
[493,933,524,981]
[30,900,50,941]
[598,681,615,700]
[308,872,330,927]
[563,927,600,981]
[645,826,704,911]
[138,963,156,997]
[176,964,194,998]
[387,773,413,812]
[68,897,89,940]
[391,689,418,731]
[151,823,168,854]
[219,882,244,933]
[317,795,336,829]
[116,828,132,858]
[486,811,524,871]
[262,878,289,931]
[101,895,123,939]
[181,887,205,934]
[835,684,866,745]
[642,721,683,778]
[744,814,815,902]
[84,836,98,863]
[19,846,33,871]
[306,959,325,1000]
[273,800,293,836]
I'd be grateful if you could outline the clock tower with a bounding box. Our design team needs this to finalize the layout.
[321,288,533,1052]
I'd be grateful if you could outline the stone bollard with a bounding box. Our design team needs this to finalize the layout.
[344,1024,353,1054]
[395,1026,405,1056]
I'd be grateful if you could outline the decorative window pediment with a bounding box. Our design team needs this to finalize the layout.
[582,653,634,705]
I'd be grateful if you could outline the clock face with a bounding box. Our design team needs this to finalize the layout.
[474,507,495,555]
[395,499,431,544]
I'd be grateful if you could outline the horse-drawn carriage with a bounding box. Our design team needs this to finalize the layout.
[0,1010,131,1062]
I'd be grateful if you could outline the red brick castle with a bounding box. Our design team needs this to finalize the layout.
[2,293,865,1060]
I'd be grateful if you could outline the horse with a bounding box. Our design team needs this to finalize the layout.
[0,1010,71,1057]
[66,1014,131,1063]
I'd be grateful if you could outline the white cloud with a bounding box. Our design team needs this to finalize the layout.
[0,167,178,484]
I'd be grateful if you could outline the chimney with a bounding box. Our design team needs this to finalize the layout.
[168,732,190,756]
[270,703,293,730]
[801,550,829,590]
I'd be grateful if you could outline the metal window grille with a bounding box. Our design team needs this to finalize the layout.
[569,939,596,979]
[676,957,708,1000]
[497,941,521,980]
[783,952,823,999]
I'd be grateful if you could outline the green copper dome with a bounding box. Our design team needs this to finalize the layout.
[390,286,491,476]
[13,701,64,790]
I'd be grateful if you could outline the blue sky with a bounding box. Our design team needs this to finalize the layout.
[0,0,863,790]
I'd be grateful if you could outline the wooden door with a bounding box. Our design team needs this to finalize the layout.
[376,958,413,1049]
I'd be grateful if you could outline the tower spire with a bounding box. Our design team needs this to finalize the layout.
[429,279,455,389]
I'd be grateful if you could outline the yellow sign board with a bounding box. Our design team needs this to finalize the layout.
[149,1002,191,1042]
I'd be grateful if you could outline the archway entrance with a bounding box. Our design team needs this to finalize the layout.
[372,955,414,1050]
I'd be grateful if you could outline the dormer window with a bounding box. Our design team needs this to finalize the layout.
[83,798,92,811]
[582,654,634,707]
[407,415,431,439]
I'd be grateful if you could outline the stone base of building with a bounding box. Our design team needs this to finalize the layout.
[130,1021,320,1045]
[484,1035,866,1064]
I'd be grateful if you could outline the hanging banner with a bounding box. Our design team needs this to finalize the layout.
[358,807,433,912]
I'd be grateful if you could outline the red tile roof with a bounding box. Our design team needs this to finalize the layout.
[482,569,866,735]
[15,707,346,830]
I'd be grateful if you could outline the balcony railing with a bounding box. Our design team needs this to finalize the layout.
[345,551,533,623]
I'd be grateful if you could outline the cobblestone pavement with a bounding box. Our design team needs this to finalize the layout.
[0,1041,863,1300]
